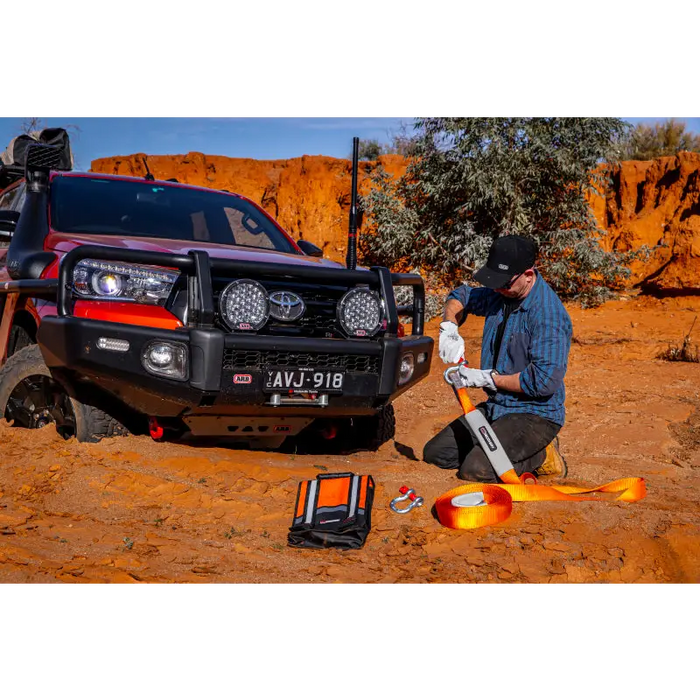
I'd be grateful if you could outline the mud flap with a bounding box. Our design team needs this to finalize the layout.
[288,472,375,550]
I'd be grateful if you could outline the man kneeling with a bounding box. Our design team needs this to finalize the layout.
[424,235,571,482]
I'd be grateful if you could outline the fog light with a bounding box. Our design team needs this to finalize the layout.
[417,352,428,364]
[141,341,188,381]
[398,353,415,385]
[97,337,130,352]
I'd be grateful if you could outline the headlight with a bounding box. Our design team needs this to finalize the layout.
[73,259,179,305]
[338,288,384,337]
[219,279,270,331]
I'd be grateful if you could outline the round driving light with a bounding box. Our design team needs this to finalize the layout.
[219,279,270,331]
[338,288,383,337]
[93,272,123,297]
[398,353,415,385]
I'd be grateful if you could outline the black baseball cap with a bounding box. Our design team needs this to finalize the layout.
[473,235,538,289]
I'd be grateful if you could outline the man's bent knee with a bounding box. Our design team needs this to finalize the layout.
[423,442,458,470]
[458,447,500,483]
[423,433,460,470]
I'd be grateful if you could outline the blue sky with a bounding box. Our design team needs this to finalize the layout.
[0,118,410,171]
[1,117,698,172]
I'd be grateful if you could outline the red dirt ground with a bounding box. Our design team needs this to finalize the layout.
[1,295,699,583]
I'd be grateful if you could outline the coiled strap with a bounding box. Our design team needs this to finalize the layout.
[435,478,647,530]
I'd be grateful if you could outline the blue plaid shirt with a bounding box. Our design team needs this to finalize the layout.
[447,272,572,426]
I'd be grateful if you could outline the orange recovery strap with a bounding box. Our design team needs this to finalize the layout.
[435,477,646,530]
[453,384,523,485]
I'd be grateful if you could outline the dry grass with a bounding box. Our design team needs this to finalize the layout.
[656,316,699,363]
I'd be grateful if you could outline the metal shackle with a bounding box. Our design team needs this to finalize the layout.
[444,363,469,388]
[390,485,425,514]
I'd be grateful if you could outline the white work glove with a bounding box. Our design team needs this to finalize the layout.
[439,321,465,364]
[458,366,497,392]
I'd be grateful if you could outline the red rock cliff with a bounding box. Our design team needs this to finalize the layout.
[91,151,700,292]
[589,151,700,292]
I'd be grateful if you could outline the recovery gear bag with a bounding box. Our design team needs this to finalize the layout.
[288,472,375,550]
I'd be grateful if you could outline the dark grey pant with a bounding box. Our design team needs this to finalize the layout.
[423,406,561,483]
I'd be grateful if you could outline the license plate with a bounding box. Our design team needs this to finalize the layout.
[264,368,345,393]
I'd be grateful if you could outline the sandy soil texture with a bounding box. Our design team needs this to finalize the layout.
[0,295,698,583]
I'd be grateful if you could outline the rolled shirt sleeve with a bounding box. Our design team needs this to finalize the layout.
[447,285,497,319]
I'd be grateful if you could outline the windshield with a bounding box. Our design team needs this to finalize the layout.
[49,175,298,254]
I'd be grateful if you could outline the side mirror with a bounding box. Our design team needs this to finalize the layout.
[0,210,19,240]
[297,239,323,258]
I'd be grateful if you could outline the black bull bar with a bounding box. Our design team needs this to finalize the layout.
[48,245,427,335]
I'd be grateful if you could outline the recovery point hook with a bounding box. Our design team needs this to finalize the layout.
[390,485,424,514]
[148,416,164,441]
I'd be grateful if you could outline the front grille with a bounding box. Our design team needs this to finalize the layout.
[223,350,380,374]
[212,279,360,338]
[294,314,337,331]
[262,284,345,337]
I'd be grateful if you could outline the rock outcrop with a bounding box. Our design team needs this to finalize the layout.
[590,151,700,292]
[91,151,700,292]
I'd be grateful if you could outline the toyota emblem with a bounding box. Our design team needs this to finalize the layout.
[269,291,305,322]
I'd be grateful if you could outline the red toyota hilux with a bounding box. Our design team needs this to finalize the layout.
[0,139,432,449]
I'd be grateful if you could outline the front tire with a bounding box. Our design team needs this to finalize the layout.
[0,345,127,443]
[351,404,396,451]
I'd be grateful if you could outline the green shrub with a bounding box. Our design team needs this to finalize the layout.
[361,118,648,306]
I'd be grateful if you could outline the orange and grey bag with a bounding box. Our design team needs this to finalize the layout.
[288,472,375,550]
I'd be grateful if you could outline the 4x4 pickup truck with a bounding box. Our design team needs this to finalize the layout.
[0,138,433,449]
